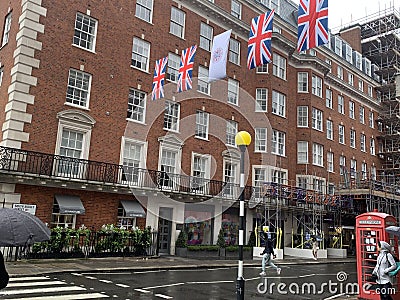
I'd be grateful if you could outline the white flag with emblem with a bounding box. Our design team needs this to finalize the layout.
[208,29,232,82]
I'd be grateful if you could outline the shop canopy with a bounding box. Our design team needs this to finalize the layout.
[120,200,146,218]
[55,194,85,215]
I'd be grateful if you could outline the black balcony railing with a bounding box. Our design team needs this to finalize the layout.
[0,146,253,200]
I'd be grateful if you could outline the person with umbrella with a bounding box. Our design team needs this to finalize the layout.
[0,250,9,290]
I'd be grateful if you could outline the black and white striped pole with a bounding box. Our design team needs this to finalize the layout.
[235,131,251,300]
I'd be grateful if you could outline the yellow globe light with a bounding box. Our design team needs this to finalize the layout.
[235,131,251,146]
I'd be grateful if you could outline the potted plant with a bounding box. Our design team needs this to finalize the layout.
[175,230,188,257]
[217,228,226,258]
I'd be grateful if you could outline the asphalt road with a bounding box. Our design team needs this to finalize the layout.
[0,262,357,300]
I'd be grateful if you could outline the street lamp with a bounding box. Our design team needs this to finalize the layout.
[235,131,251,300]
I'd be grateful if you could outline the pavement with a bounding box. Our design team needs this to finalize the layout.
[5,256,359,299]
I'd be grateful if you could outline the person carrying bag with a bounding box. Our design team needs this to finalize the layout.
[0,251,9,290]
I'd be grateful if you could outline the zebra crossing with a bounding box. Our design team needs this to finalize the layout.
[0,275,109,299]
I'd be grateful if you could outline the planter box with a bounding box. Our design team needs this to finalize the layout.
[225,249,253,260]
[175,247,187,257]
[187,250,219,259]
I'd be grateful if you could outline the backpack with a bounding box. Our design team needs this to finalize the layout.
[387,253,400,277]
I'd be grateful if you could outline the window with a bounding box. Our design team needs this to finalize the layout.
[200,22,213,51]
[360,134,366,152]
[344,44,352,63]
[327,152,334,172]
[297,72,308,92]
[0,66,3,86]
[273,53,286,79]
[370,138,375,155]
[359,79,364,92]
[224,161,238,196]
[272,169,286,185]
[348,73,354,86]
[350,159,357,178]
[192,154,209,190]
[164,101,180,131]
[170,7,185,38]
[368,85,373,97]
[354,52,362,70]
[254,167,266,198]
[229,38,240,65]
[66,69,92,108]
[117,202,138,230]
[349,101,355,119]
[255,128,267,152]
[231,0,242,19]
[166,53,180,82]
[312,108,323,131]
[326,89,332,109]
[272,90,286,117]
[160,149,177,188]
[51,202,77,229]
[122,139,146,184]
[135,0,153,23]
[312,143,323,166]
[195,110,209,140]
[228,78,239,105]
[339,155,346,175]
[361,162,367,180]
[338,124,345,144]
[369,111,374,128]
[1,12,12,47]
[297,141,308,163]
[73,13,97,52]
[350,129,356,148]
[272,129,285,156]
[326,120,333,140]
[359,107,365,124]
[312,75,322,97]
[131,37,150,72]
[256,88,268,112]
[337,66,343,80]
[127,88,146,123]
[226,120,238,146]
[297,176,307,189]
[197,66,210,94]
[58,129,84,176]
[371,166,376,180]
[297,106,308,127]
[256,65,268,73]
[313,178,324,193]
[338,95,344,114]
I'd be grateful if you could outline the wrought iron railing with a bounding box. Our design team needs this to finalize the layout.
[0,146,253,200]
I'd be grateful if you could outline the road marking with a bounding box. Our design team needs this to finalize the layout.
[116,283,130,288]
[187,280,233,284]
[134,288,151,293]
[8,293,109,300]
[85,276,97,280]
[155,294,173,299]
[245,277,260,281]
[71,273,83,276]
[0,286,86,295]
[99,279,113,284]
[299,274,316,278]
[143,283,185,290]
[324,293,346,300]
[9,276,49,282]
[83,272,132,275]
[134,270,166,274]
[207,267,231,271]
[7,281,66,287]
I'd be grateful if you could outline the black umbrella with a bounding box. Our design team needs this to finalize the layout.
[0,208,50,247]
[385,226,400,238]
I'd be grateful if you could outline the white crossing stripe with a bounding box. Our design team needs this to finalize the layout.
[84,276,97,280]
[99,279,113,284]
[7,281,66,288]
[8,293,109,300]
[134,288,151,293]
[155,294,173,299]
[9,277,49,282]
[71,273,83,276]
[115,283,130,288]
[0,286,86,295]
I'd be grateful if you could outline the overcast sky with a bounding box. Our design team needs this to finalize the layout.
[291,0,399,31]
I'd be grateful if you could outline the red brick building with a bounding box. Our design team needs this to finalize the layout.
[0,0,391,255]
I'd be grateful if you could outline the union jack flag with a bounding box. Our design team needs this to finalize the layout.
[247,10,274,70]
[177,45,197,93]
[297,0,328,52]
[151,57,168,101]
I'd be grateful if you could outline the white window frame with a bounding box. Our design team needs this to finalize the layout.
[348,73,354,86]
[228,78,239,105]
[339,155,346,175]
[370,138,375,155]
[273,53,286,80]
[231,0,242,19]
[127,88,146,123]
[337,65,343,80]
[170,7,185,39]
[197,65,210,95]
[200,22,213,51]
[255,128,267,153]
[164,100,180,132]
[195,110,209,140]
[360,134,366,152]
[297,141,308,164]
[368,85,373,97]
[327,151,334,173]
[1,12,12,47]
[135,0,154,23]
[73,12,97,52]
[326,120,333,140]
[223,159,239,197]
[0,65,3,86]
[272,129,285,156]
[349,101,355,119]
[191,153,211,182]
[312,143,323,167]
[272,90,286,117]
[338,95,344,114]
[120,137,148,185]
[350,129,356,148]
[297,106,308,127]
[131,37,150,72]
[226,120,238,147]
[312,75,322,97]
[369,111,374,128]
[338,125,345,144]
[166,52,180,83]
[350,159,357,178]
[326,89,332,109]
[229,38,240,65]
[256,88,268,112]
[359,107,365,124]
[297,72,308,92]
[361,162,367,180]
[256,65,268,74]
[358,79,364,92]
[312,108,323,131]
[66,69,92,109]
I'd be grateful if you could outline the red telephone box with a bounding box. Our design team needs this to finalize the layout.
[356,211,399,300]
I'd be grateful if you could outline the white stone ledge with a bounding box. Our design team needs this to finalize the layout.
[14,45,36,58]
[16,28,38,41]
[8,82,31,94]
[5,110,32,123]
[19,10,40,23]
[5,101,28,113]
[22,0,42,7]
[2,120,25,132]
[8,91,35,104]
[0,140,22,149]
[14,54,40,68]
[10,64,33,77]
[11,73,38,86]
[19,19,45,34]
[22,2,47,17]
[3,129,30,142]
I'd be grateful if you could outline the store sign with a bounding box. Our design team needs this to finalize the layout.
[12,204,37,215]
[359,220,381,225]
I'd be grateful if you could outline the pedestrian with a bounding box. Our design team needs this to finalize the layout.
[259,237,281,276]
[372,241,397,300]
[0,250,9,290]
[312,238,319,260]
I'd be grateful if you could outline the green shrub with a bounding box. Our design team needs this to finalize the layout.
[217,228,226,248]
[175,230,188,248]
[225,245,252,252]
[187,245,219,251]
